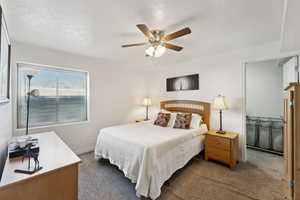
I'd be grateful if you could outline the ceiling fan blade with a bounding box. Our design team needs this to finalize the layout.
[162,43,183,51]
[164,27,192,42]
[121,42,147,48]
[136,24,153,39]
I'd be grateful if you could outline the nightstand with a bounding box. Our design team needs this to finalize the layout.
[135,119,146,123]
[205,130,239,169]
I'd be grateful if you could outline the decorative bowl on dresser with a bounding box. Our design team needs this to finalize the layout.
[205,130,239,169]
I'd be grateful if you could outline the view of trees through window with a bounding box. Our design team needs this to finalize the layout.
[17,64,88,128]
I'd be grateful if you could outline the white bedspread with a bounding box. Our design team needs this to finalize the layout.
[94,121,207,199]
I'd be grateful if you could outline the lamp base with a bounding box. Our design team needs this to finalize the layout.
[216,130,226,134]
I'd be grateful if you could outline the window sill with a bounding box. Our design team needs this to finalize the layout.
[16,120,90,132]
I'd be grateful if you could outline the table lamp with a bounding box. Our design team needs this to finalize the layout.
[213,95,228,134]
[142,98,152,121]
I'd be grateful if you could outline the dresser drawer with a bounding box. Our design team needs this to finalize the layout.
[206,135,230,151]
[206,147,230,164]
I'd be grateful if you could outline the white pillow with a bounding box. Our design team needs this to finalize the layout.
[190,114,203,129]
[167,112,177,127]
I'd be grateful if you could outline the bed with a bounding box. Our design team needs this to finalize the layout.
[94,100,211,199]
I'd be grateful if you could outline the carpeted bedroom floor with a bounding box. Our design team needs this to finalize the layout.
[79,152,288,200]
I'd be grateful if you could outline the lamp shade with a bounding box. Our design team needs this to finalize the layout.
[30,89,40,97]
[213,95,228,110]
[143,98,152,106]
[22,68,39,76]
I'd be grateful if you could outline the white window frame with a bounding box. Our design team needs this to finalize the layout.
[16,61,90,130]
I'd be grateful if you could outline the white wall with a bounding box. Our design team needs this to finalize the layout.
[246,60,283,118]
[145,42,300,161]
[280,0,300,52]
[0,0,12,179]
[11,42,148,154]
[0,98,11,179]
[7,41,300,161]
[283,56,299,89]
[146,60,244,157]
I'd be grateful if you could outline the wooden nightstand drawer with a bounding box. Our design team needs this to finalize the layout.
[206,135,230,151]
[206,147,230,164]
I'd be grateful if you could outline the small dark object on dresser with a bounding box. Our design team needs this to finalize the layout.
[9,138,39,158]
[14,143,43,175]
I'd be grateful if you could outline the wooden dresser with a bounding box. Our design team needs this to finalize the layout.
[205,130,239,169]
[0,132,81,200]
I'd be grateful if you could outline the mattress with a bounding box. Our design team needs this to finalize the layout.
[94,120,207,199]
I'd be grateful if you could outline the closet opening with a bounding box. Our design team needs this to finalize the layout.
[244,55,299,178]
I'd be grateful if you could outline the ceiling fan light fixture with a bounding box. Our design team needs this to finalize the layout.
[145,46,155,57]
[123,24,191,56]
[154,45,166,57]
[145,45,166,57]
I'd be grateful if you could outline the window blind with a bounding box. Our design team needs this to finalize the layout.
[17,64,88,128]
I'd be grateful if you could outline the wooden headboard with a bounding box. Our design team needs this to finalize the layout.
[160,100,211,129]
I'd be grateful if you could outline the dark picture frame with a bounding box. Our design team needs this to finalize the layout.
[0,6,11,104]
[166,74,199,92]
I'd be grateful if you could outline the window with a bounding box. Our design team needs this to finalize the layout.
[17,63,88,129]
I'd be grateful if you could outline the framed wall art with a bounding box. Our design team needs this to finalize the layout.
[166,74,199,92]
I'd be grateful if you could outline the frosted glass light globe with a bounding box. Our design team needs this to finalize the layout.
[154,45,166,57]
[145,46,155,57]
[145,45,166,57]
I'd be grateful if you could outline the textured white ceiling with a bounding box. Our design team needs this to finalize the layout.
[5,0,284,65]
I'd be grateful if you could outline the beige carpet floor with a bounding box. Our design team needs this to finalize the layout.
[79,153,288,200]
[247,149,283,178]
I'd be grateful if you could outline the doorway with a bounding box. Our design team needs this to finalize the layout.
[244,56,298,178]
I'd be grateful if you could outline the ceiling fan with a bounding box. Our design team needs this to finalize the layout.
[121,24,192,57]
